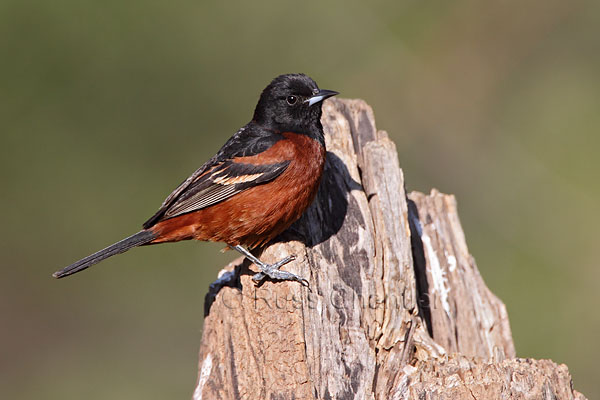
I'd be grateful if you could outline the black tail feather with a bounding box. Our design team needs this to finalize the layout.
[53,230,157,279]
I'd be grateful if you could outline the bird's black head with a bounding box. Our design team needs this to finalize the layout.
[253,74,338,140]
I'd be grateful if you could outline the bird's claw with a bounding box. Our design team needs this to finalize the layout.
[251,255,310,288]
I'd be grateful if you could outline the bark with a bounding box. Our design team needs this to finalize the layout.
[193,99,585,400]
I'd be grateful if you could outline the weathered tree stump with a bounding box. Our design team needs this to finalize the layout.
[193,99,585,400]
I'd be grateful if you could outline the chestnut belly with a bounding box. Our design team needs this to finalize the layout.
[151,156,324,248]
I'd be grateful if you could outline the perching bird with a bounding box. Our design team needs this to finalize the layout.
[53,73,338,286]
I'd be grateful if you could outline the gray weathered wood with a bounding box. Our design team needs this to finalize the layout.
[408,190,515,361]
[193,98,585,400]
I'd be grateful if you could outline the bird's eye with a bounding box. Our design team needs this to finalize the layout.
[286,95,298,105]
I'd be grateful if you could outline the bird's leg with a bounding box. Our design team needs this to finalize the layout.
[231,245,309,287]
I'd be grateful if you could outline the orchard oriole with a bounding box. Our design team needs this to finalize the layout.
[53,73,338,286]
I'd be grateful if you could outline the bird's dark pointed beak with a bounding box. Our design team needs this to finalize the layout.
[306,89,339,106]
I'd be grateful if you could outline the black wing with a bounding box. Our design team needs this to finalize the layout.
[143,124,286,228]
[160,160,289,219]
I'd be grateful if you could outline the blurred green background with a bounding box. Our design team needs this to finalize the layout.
[1,0,598,398]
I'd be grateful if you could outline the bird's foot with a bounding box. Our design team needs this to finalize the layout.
[251,255,309,287]
[231,245,309,288]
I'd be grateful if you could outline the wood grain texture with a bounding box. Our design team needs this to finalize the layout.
[408,190,515,361]
[193,98,585,400]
